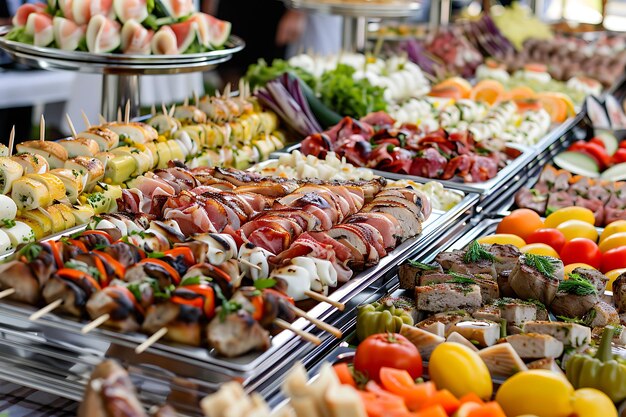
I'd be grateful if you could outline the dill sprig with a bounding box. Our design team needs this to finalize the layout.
[558,273,597,296]
[446,272,476,285]
[464,241,495,263]
[524,253,557,279]
[407,260,438,270]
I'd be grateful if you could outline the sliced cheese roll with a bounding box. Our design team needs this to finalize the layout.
[95,151,115,170]
[49,168,84,204]
[0,195,18,220]
[17,217,46,239]
[0,144,9,157]
[0,229,12,254]
[19,209,53,236]
[11,153,49,174]
[42,204,66,233]
[71,204,95,224]
[25,173,66,201]
[50,203,76,230]
[15,140,68,169]
[2,220,35,247]
[65,156,105,190]
[106,122,158,144]
[147,113,180,136]
[79,127,119,151]
[0,157,24,194]
[58,137,100,157]
[11,177,52,210]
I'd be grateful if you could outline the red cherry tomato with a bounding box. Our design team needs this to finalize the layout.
[589,137,606,149]
[354,333,423,382]
[601,246,626,273]
[560,238,602,268]
[612,148,626,164]
[525,228,567,253]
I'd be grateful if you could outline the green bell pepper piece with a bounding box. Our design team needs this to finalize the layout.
[356,300,414,341]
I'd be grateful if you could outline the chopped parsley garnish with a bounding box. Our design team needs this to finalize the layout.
[558,273,597,296]
[524,253,557,279]
[215,286,241,321]
[16,243,42,262]
[0,218,16,228]
[407,260,438,270]
[464,241,495,263]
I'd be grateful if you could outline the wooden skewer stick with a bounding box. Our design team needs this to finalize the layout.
[169,104,176,117]
[274,318,321,345]
[99,114,107,124]
[193,91,199,107]
[81,111,91,129]
[135,327,168,354]
[8,126,15,157]
[162,103,168,116]
[39,115,45,142]
[81,313,110,334]
[239,258,262,271]
[304,291,345,311]
[29,298,63,321]
[65,113,78,139]
[125,100,131,124]
[183,97,189,107]
[288,304,342,338]
[151,104,156,116]
[117,107,122,123]
[0,288,15,300]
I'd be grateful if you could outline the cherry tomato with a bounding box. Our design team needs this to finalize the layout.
[354,333,423,382]
[601,246,626,273]
[525,228,566,253]
[560,238,602,268]
[612,148,626,164]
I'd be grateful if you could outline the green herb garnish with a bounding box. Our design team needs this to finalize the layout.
[0,218,16,228]
[407,260,437,270]
[524,253,558,279]
[180,276,202,286]
[558,273,597,296]
[446,272,476,285]
[253,278,277,290]
[464,241,495,263]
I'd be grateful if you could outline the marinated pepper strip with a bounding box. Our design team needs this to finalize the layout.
[566,326,626,403]
[138,259,181,285]
[356,301,414,341]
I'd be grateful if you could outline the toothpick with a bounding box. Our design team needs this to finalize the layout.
[224,84,231,98]
[240,258,262,271]
[81,110,91,129]
[125,100,130,124]
[0,288,15,300]
[288,304,342,338]
[99,114,107,124]
[151,104,156,116]
[238,271,245,281]
[135,327,168,354]
[193,91,199,107]
[184,97,189,107]
[29,298,63,321]
[273,318,321,345]
[162,103,168,116]
[81,313,110,334]
[8,126,15,157]
[169,104,176,117]
[39,115,45,142]
[65,113,78,139]
[117,108,122,123]
[304,291,345,311]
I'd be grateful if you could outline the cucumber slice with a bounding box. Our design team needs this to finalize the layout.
[594,131,619,156]
[553,151,600,178]
[601,162,626,181]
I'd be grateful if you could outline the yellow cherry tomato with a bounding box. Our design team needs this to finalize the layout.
[599,232,626,253]
[605,268,626,291]
[520,243,560,258]
[571,388,618,417]
[544,206,595,228]
[429,342,493,400]
[496,370,574,417]
[478,234,526,248]
[556,219,598,242]
[563,263,595,276]
[600,220,626,243]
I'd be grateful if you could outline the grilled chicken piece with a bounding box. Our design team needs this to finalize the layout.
[526,358,564,373]
[449,320,501,347]
[417,311,472,335]
[0,261,42,304]
[523,321,591,348]
[613,273,626,313]
[472,305,501,322]
[78,360,148,417]
[415,283,482,313]
[550,290,599,319]
[86,287,142,333]
[142,303,203,347]
[573,268,608,295]
[494,298,539,327]
[587,301,620,327]
[435,250,497,280]
[505,333,564,359]
[497,270,516,298]
[487,244,522,278]
[42,274,98,317]
[417,273,499,303]
[207,310,270,357]
[398,262,443,290]
[509,255,564,305]
[327,225,378,268]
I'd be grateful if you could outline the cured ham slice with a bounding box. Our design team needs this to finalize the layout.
[25,13,54,47]
[71,0,91,25]
[169,20,199,53]
[164,204,215,235]
[12,3,46,27]
[121,19,153,55]
[158,0,194,19]
[204,14,231,48]
[90,0,114,19]
[113,0,148,23]
[151,26,177,55]
[134,173,176,198]
[86,15,121,53]
[186,13,210,47]
[58,0,74,20]
[52,17,85,51]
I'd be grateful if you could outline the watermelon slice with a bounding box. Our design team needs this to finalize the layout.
[86,14,121,53]
[25,13,54,47]
[205,14,230,48]
[113,0,148,23]
[121,19,153,54]
[12,3,47,28]
[52,16,85,51]
[153,0,193,19]
[151,25,177,54]
[186,13,210,47]
[169,20,198,53]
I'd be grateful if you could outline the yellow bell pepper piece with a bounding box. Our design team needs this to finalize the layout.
[571,388,618,417]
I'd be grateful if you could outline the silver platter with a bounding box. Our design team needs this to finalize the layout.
[284,0,421,18]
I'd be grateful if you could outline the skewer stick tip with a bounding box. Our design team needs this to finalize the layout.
[29,298,63,321]
[0,288,15,300]
[135,327,168,354]
[274,318,321,345]
[8,126,15,157]
[125,100,131,124]
[65,113,78,139]
[239,258,262,271]
[288,304,342,339]
[304,291,345,311]
[39,115,45,142]
[81,110,91,129]
[81,313,110,334]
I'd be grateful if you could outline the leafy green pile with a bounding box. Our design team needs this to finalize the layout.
[318,64,387,119]
[246,59,316,90]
